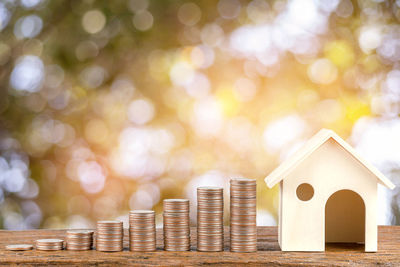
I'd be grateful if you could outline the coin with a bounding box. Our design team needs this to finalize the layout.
[96,220,123,252]
[36,239,64,251]
[197,186,224,252]
[66,230,94,250]
[163,199,190,251]
[5,244,33,251]
[129,210,156,252]
[230,178,257,252]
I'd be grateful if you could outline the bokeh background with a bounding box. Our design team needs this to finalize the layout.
[0,0,400,230]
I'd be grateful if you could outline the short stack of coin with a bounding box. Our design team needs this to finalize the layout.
[96,220,123,252]
[129,210,156,251]
[66,230,94,250]
[6,244,33,251]
[163,199,190,251]
[197,186,224,252]
[230,178,257,252]
[36,239,64,251]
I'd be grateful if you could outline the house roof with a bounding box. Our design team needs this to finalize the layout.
[264,129,395,190]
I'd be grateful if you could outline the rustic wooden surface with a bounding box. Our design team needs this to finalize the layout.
[0,226,399,266]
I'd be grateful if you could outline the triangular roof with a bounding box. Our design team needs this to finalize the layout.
[264,129,395,190]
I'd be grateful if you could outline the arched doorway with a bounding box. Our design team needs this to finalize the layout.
[325,190,365,244]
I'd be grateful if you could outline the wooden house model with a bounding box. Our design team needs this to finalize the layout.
[264,129,395,252]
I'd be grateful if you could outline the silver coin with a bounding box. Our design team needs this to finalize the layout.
[230,178,257,252]
[5,244,33,251]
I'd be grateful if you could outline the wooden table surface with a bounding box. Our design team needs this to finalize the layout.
[0,226,399,266]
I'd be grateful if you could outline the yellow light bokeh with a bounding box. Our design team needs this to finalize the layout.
[324,40,355,70]
[215,86,240,117]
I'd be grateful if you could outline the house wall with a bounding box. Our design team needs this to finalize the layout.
[280,138,377,251]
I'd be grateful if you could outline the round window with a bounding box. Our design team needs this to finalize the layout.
[296,183,314,201]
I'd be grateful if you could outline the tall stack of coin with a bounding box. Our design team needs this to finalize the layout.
[230,178,257,252]
[197,186,224,252]
[163,199,190,251]
[66,230,94,250]
[129,210,156,252]
[36,239,64,251]
[96,220,123,252]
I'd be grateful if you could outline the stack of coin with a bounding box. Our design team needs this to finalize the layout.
[163,199,190,251]
[36,239,64,251]
[129,210,156,251]
[96,220,123,252]
[230,178,257,252]
[66,230,94,250]
[197,186,224,252]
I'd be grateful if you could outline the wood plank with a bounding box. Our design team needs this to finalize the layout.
[0,226,398,266]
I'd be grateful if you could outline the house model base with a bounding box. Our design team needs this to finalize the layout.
[264,129,395,252]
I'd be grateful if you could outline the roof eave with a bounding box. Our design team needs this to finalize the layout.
[264,129,396,190]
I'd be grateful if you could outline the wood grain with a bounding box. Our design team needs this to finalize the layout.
[0,226,399,266]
